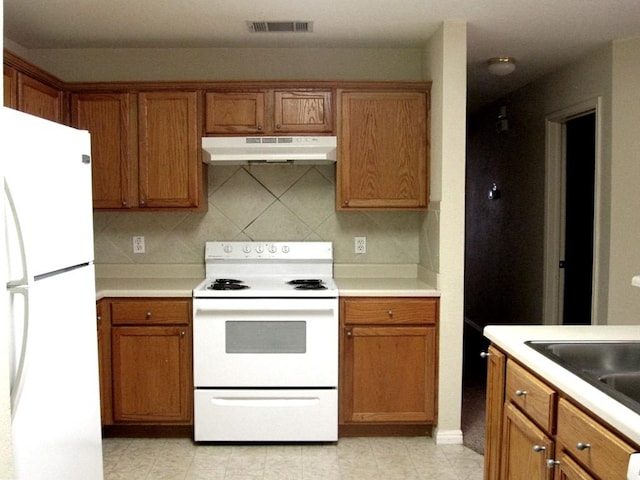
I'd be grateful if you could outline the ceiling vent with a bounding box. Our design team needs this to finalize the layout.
[247,21,313,33]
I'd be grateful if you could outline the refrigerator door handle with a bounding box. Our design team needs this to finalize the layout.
[4,177,29,287]
[9,286,30,419]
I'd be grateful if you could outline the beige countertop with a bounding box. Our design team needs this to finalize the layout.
[95,263,440,299]
[484,324,640,446]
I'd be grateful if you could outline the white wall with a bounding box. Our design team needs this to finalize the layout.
[608,36,640,324]
[422,21,467,444]
[25,47,423,82]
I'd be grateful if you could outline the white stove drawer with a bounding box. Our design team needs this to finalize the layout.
[194,388,337,442]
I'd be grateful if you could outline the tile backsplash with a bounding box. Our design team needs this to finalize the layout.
[93,164,430,266]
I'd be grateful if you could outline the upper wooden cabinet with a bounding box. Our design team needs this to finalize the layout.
[138,91,202,208]
[4,65,17,108]
[205,89,333,135]
[17,73,64,123]
[71,92,134,209]
[337,89,430,210]
[3,55,64,123]
[71,90,206,210]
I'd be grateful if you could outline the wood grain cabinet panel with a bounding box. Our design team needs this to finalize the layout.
[337,90,429,210]
[557,398,635,480]
[103,298,193,426]
[506,360,557,432]
[71,92,134,209]
[3,65,17,108]
[17,73,64,123]
[500,402,555,480]
[138,91,201,208]
[340,297,437,432]
[205,89,333,135]
[484,345,506,480]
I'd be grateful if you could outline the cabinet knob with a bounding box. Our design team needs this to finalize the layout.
[576,442,591,451]
[146,311,152,318]
[180,330,186,338]
[480,351,491,358]
[532,445,546,453]
[343,200,349,206]
[276,124,281,129]
[346,330,352,337]
[257,125,262,131]
[515,389,527,397]
[546,460,560,468]
[388,310,394,317]
[122,200,128,207]
[140,199,146,206]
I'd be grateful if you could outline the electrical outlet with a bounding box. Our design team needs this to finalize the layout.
[355,236,366,254]
[133,236,145,254]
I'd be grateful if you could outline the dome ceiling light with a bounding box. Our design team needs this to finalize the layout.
[487,57,516,76]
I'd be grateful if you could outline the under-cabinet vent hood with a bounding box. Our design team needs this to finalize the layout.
[202,136,337,165]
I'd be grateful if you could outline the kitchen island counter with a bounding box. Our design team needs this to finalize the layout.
[484,324,640,446]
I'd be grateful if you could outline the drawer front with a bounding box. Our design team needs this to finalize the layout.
[557,398,635,480]
[111,299,190,325]
[505,360,556,433]
[342,298,437,325]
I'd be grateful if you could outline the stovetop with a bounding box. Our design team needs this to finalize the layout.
[193,241,338,298]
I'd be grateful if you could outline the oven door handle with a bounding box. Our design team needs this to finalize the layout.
[210,396,321,407]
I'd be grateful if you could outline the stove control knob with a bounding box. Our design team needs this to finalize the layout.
[256,245,264,253]
[282,245,290,253]
[268,245,277,253]
[224,245,233,253]
[242,245,251,253]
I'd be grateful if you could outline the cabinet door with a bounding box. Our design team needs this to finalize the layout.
[17,73,63,123]
[273,90,333,133]
[484,345,506,480]
[96,300,113,425]
[4,65,18,108]
[556,452,595,480]
[205,91,266,134]
[501,403,555,480]
[112,326,191,423]
[138,91,200,208]
[341,325,435,423]
[338,91,428,210]
[71,92,134,209]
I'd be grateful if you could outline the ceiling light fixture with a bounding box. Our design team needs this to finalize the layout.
[487,57,516,76]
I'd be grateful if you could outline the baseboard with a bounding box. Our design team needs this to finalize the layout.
[433,427,464,445]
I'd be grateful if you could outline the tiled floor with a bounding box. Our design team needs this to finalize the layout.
[102,436,484,480]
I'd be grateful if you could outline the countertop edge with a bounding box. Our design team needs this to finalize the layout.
[484,325,640,446]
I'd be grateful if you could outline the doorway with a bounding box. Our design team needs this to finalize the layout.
[544,98,602,325]
[563,113,596,324]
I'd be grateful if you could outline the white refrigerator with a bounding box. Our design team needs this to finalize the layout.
[3,107,104,479]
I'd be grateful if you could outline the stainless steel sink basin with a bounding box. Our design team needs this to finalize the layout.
[525,341,640,414]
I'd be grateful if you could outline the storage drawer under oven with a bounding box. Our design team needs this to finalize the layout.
[193,297,338,388]
[194,388,338,442]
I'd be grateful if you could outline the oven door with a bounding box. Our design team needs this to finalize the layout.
[193,297,338,387]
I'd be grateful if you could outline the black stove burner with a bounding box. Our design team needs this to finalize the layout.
[208,278,249,291]
[287,279,327,290]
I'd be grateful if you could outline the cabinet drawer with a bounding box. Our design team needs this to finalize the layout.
[505,360,556,433]
[557,398,635,480]
[342,298,437,325]
[111,299,190,325]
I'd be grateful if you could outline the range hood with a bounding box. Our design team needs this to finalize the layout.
[202,136,337,165]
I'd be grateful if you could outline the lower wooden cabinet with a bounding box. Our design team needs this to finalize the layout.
[486,349,639,480]
[339,297,438,435]
[98,298,193,429]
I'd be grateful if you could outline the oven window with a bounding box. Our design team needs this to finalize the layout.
[225,321,307,353]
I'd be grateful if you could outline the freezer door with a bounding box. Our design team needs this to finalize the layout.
[3,108,94,280]
[10,264,103,479]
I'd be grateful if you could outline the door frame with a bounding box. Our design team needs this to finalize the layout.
[543,97,603,325]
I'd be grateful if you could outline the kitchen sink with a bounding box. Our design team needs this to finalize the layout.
[525,341,640,415]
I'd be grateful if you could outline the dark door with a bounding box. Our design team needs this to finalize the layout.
[562,112,595,325]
